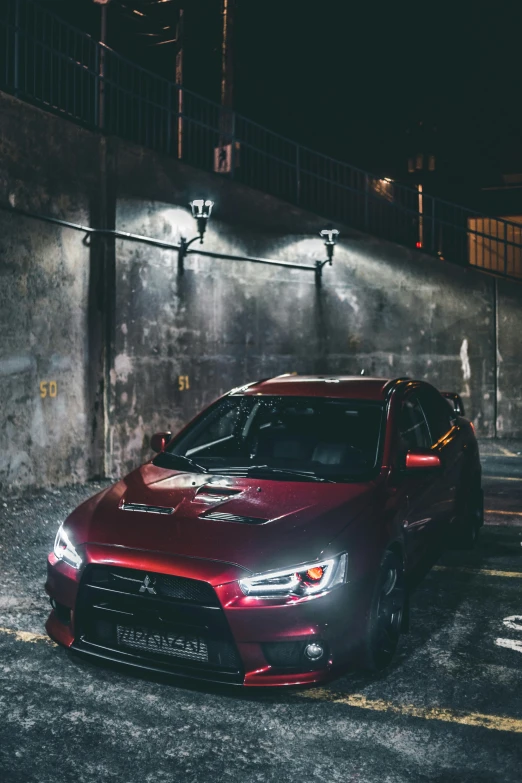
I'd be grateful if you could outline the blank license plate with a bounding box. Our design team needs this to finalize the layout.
[117,624,208,662]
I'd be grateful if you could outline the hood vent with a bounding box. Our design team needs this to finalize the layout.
[120,502,174,515]
[201,511,268,525]
[193,485,243,504]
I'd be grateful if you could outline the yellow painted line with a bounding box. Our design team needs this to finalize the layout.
[481,447,519,457]
[483,475,522,482]
[0,627,56,646]
[433,565,522,578]
[300,689,522,734]
[2,625,521,734]
[498,446,519,457]
[486,509,522,516]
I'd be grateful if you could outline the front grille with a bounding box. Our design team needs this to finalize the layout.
[73,566,242,683]
[116,625,209,662]
[262,642,303,668]
[201,511,268,525]
[88,566,220,606]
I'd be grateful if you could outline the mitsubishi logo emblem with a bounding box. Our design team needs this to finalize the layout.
[139,575,157,595]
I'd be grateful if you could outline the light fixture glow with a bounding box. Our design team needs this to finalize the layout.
[319,227,340,246]
[189,199,214,243]
[190,199,214,219]
[318,227,340,270]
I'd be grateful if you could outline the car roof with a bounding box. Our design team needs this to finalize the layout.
[236,375,397,401]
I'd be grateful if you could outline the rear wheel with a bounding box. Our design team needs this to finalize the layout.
[358,551,406,671]
[452,478,483,550]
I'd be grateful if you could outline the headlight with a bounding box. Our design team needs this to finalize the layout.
[53,525,82,569]
[239,553,347,598]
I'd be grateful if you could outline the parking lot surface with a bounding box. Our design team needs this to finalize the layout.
[1,446,522,783]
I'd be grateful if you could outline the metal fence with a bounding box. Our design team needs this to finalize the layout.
[2,0,522,278]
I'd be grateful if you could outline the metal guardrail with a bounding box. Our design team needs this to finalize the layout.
[1,0,522,279]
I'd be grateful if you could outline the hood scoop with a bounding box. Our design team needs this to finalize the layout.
[193,484,243,504]
[200,510,268,525]
[120,502,174,515]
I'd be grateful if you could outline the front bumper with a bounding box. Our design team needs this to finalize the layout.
[45,545,357,687]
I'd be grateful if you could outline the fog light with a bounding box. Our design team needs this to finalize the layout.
[304,642,324,661]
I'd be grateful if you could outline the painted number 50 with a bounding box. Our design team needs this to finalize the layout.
[40,381,58,398]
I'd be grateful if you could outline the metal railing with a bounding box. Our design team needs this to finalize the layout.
[2,0,522,279]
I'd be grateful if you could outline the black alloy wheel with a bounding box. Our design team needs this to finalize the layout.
[359,550,406,671]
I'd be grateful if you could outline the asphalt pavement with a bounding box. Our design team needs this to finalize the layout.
[1,443,522,783]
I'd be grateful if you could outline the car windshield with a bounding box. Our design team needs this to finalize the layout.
[154,395,384,482]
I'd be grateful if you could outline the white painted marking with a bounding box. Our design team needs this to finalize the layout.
[503,616,522,632]
[495,616,522,654]
[495,638,522,654]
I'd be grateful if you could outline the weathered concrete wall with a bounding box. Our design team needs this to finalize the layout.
[0,94,99,491]
[0,91,520,490]
[497,278,522,438]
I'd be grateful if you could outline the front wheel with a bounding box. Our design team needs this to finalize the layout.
[357,550,406,671]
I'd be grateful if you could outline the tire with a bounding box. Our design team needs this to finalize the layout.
[452,478,483,550]
[357,550,406,672]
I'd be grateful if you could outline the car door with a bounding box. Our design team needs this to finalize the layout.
[396,392,443,566]
[417,386,463,531]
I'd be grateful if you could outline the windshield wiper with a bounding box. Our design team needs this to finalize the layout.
[209,465,334,483]
[153,453,209,474]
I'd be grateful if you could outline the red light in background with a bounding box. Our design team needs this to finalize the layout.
[416,241,422,248]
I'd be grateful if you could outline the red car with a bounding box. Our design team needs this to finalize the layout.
[46,375,482,686]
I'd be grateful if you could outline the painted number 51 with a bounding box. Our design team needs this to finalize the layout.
[178,375,190,391]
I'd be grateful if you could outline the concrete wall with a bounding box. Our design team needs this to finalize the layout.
[0,91,520,491]
[497,278,522,436]
[0,94,100,490]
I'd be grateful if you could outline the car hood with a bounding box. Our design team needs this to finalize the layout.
[66,463,379,575]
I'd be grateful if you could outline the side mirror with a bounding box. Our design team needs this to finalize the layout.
[150,431,172,453]
[441,392,465,417]
[405,449,441,470]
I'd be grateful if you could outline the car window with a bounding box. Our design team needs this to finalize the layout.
[185,406,241,455]
[161,396,384,481]
[418,389,454,444]
[398,396,431,451]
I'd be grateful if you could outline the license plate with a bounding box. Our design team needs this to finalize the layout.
[116,624,208,662]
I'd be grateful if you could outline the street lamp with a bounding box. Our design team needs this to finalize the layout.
[319,227,339,265]
[189,199,214,242]
[178,199,214,275]
[314,227,340,285]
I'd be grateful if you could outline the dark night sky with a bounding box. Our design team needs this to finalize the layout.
[39,0,522,188]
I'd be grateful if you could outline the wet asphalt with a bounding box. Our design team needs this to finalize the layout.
[1,444,522,783]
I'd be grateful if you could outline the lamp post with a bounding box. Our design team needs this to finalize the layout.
[316,228,340,285]
[178,199,214,275]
